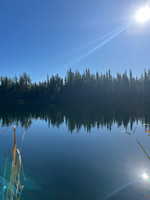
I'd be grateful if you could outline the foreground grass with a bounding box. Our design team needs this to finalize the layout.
[0,122,29,200]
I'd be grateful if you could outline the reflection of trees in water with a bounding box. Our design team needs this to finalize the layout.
[0,102,150,132]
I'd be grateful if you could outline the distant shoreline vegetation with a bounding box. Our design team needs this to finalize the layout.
[1,69,150,104]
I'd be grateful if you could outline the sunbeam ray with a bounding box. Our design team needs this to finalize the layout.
[62,22,133,59]
[59,21,133,72]
[103,181,135,200]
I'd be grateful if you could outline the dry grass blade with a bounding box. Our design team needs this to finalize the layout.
[3,148,11,200]
[0,122,30,200]
[19,120,30,153]
[122,124,150,161]
[146,129,150,134]
[121,131,132,135]
[13,126,17,166]
[16,149,23,198]
[0,128,10,134]
[6,126,17,200]
[135,138,150,160]
[131,126,138,135]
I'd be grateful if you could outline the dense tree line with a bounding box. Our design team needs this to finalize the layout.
[1,69,150,103]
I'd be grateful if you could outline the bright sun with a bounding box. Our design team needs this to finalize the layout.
[143,173,149,180]
[135,6,150,23]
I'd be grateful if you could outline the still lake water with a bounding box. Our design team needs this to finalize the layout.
[1,104,150,200]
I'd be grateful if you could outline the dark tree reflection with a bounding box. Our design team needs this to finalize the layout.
[0,102,150,132]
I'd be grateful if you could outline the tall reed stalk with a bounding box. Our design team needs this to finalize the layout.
[122,124,150,160]
[0,121,30,200]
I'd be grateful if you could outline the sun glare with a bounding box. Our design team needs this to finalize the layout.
[135,6,150,23]
[143,173,149,180]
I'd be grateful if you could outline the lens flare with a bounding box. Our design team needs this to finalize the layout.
[135,6,150,23]
[143,173,149,180]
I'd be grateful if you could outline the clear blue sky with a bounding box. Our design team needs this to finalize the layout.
[0,0,150,82]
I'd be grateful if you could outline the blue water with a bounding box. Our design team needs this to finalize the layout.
[0,105,150,200]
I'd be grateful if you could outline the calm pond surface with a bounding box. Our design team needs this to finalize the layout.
[1,103,150,200]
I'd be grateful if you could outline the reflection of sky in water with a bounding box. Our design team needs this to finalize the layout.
[1,119,150,199]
